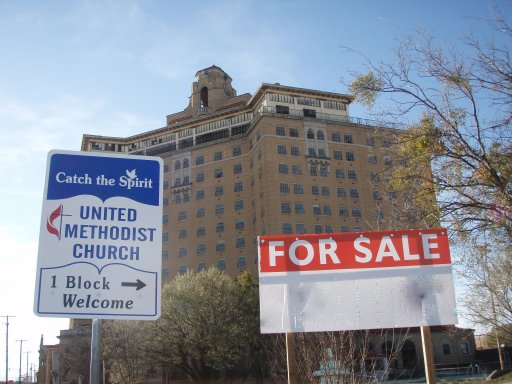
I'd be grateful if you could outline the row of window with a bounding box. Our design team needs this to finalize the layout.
[280,223,364,234]
[274,126,393,148]
[175,255,249,275]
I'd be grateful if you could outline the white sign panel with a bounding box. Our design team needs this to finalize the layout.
[34,150,163,320]
[258,228,457,333]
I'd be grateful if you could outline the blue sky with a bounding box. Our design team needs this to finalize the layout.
[0,0,508,379]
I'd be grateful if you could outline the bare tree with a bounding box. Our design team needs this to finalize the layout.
[348,17,512,241]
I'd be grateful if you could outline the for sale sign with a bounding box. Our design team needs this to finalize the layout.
[258,228,457,333]
[34,150,163,320]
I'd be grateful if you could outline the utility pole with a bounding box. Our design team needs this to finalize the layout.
[17,339,26,384]
[2,315,16,384]
[25,351,30,383]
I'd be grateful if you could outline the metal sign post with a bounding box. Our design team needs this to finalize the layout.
[90,319,102,384]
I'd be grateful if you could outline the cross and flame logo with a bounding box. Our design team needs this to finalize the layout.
[47,204,68,240]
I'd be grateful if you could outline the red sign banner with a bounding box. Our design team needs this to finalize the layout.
[259,228,450,273]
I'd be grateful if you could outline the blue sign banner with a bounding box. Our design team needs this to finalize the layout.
[46,153,161,206]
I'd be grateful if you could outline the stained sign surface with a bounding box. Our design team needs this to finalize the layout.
[258,228,457,333]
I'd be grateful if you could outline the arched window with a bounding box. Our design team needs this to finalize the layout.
[200,87,208,108]
[317,130,325,140]
[307,129,315,139]
[174,160,181,170]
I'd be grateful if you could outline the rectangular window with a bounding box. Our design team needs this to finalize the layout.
[348,170,357,180]
[178,211,187,221]
[163,197,168,207]
[163,180,169,190]
[337,187,346,198]
[198,262,206,271]
[236,237,246,249]
[233,164,242,174]
[197,226,205,236]
[196,190,205,200]
[178,247,187,257]
[196,155,204,165]
[314,224,322,234]
[280,183,290,193]
[460,343,469,355]
[313,204,321,215]
[350,188,359,199]
[368,155,377,164]
[333,150,342,160]
[281,202,292,214]
[296,223,307,234]
[352,207,362,217]
[215,204,224,215]
[339,206,349,217]
[335,169,345,179]
[340,225,350,232]
[303,108,317,118]
[308,147,316,157]
[196,207,205,217]
[162,232,169,242]
[214,151,223,161]
[234,200,244,210]
[282,223,293,234]
[367,137,375,147]
[174,194,182,204]
[276,126,286,136]
[215,186,224,196]
[320,167,328,177]
[216,222,224,233]
[312,185,319,195]
[322,186,330,196]
[318,148,326,158]
[183,192,190,202]
[289,128,299,137]
[178,266,187,275]
[332,132,341,142]
[344,134,353,144]
[325,224,333,233]
[291,146,300,156]
[277,144,287,155]
[442,343,452,355]
[217,259,226,270]
[293,184,304,195]
[233,146,241,156]
[346,152,355,161]
[236,256,246,268]
[295,203,305,215]
[371,172,380,182]
[292,165,302,175]
[373,190,382,200]
[196,172,204,182]
[163,215,169,224]
[384,156,392,165]
[178,229,187,239]
[276,105,289,114]
[216,241,225,253]
[235,219,245,230]
[278,163,289,174]
[234,181,243,192]
[323,205,332,216]
[214,168,223,178]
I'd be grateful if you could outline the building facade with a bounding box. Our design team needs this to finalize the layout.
[82,65,405,280]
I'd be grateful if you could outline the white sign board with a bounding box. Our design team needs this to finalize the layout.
[258,228,457,333]
[34,150,163,320]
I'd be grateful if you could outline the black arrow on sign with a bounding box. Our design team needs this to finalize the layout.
[121,279,146,291]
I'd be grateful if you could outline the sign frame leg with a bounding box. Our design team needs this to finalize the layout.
[421,325,436,384]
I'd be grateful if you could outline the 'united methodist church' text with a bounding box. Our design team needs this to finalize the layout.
[48,205,157,261]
